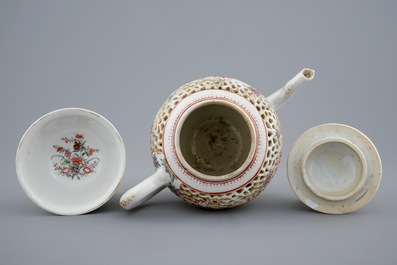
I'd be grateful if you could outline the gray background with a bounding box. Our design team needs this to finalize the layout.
[1,1,396,264]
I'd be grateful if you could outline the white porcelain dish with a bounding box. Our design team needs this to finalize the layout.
[16,108,126,215]
[287,123,381,214]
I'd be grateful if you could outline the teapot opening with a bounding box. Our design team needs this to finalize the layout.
[175,100,257,182]
[303,68,314,79]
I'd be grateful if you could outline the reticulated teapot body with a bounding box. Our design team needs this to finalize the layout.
[120,68,314,210]
[150,76,282,209]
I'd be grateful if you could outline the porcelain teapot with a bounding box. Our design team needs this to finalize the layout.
[120,68,315,210]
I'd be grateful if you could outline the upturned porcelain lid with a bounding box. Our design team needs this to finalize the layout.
[287,123,382,214]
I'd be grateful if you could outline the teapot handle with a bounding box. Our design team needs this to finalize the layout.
[120,166,170,210]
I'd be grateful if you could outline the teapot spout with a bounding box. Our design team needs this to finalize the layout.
[267,68,315,110]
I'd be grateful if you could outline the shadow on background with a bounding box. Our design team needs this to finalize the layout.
[9,189,376,220]
[108,189,322,222]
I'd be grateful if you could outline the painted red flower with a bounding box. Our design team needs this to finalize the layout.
[61,167,71,174]
[71,157,84,165]
[52,133,99,180]
[75,134,84,139]
[83,167,92,174]
[88,148,94,156]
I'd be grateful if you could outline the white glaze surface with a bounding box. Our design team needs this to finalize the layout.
[16,108,126,215]
[302,139,367,201]
[287,123,382,214]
